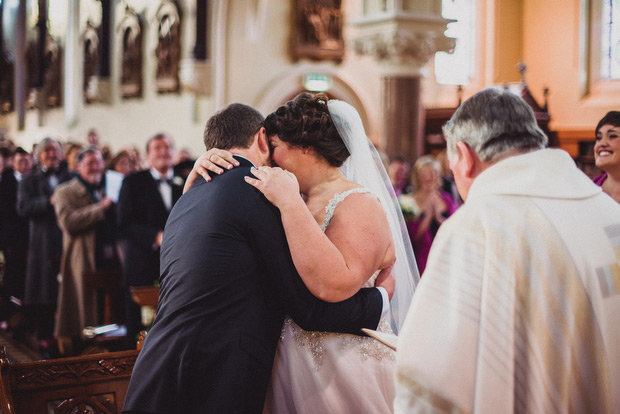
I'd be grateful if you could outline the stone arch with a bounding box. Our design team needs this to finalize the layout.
[254,66,381,145]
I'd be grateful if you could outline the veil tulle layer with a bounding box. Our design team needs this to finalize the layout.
[327,99,419,334]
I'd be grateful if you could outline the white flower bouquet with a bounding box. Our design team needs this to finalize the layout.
[398,193,418,221]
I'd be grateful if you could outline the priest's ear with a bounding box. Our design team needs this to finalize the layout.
[455,141,478,178]
[450,141,479,201]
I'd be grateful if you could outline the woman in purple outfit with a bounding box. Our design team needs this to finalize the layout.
[404,155,457,274]
[593,111,620,203]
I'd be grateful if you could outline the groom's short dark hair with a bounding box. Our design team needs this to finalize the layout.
[204,103,264,150]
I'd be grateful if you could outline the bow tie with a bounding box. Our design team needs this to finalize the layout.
[44,168,58,177]
[156,178,174,186]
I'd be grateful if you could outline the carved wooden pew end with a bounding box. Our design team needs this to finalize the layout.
[0,346,139,414]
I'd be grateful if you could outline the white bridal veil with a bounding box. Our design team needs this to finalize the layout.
[328,99,419,334]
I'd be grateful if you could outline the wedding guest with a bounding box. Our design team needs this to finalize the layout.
[437,149,463,206]
[117,133,183,348]
[404,155,457,273]
[64,142,84,172]
[0,148,33,319]
[395,88,620,413]
[173,148,195,179]
[593,110,620,203]
[101,145,112,162]
[174,148,192,164]
[0,146,11,173]
[387,155,411,196]
[87,128,100,147]
[17,137,73,357]
[107,150,134,177]
[53,147,119,355]
[125,146,144,172]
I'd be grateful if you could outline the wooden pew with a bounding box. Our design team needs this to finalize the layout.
[0,347,139,414]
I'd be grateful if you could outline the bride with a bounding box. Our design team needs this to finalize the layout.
[187,93,419,413]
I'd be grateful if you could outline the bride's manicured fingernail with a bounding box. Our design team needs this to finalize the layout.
[227,164,233,169]
[218,169,223,174]
[235,161,240,166]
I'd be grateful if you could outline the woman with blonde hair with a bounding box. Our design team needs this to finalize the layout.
[404,155,457,273]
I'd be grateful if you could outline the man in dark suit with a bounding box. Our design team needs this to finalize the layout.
[117,133,184,348]
[17,138,73,355]
[0,148,33,326]
[123,104,390,414]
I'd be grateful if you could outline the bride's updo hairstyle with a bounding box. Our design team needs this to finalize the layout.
[264,92,350,167]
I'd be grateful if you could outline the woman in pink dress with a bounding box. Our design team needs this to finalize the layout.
[404,155,457,274]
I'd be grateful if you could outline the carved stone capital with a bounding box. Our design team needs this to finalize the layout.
[354,29,454,77]
[351,9,454,77]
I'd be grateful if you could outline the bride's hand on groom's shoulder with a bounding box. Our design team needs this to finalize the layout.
[183,149,240,193]
[245,166,301,210]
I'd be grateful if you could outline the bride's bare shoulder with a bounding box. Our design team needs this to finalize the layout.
[328,188,387,229]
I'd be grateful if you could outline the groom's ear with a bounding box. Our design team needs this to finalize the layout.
[256,127,269,156]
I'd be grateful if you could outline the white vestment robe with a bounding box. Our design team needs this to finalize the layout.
[395,149,620,414]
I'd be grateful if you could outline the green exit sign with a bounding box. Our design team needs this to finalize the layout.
[303,73,332,92]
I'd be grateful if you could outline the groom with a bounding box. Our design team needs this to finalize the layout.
[123,103,390,414]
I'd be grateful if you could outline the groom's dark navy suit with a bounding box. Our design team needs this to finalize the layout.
[123,156,383,414]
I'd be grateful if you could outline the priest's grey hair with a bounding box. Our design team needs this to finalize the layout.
[443,88,548,163]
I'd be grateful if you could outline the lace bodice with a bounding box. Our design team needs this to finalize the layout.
[320,187,373,231]
[280,186,394,372]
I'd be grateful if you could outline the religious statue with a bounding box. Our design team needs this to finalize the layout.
[83,20,100,103]
[119,7,142,99]
[25,33,62,109]
[155,0,181,93]
[293,0,344,61]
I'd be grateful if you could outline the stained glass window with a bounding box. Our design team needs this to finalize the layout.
[601,0,620,79]
[434,0,475,85]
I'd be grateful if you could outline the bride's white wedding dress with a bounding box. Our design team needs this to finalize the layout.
[263,188,396,414]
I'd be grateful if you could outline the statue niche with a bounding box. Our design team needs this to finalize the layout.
[0,50,14,113]
[292,0,344,62]
[119,7,142,99]
[83,20,100,103]
[25,33,62,109]
[155,0,182,94]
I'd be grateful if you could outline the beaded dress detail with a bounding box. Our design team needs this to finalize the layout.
[288,187,394,370]
[264,188,396,414]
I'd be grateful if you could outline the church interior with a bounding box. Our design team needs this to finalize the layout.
[0,0,618,412]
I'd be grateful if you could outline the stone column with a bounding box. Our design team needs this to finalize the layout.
[15,0,27,130]
[352,5,453,163]
[180,0,211,97]
[64,0,81,127]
